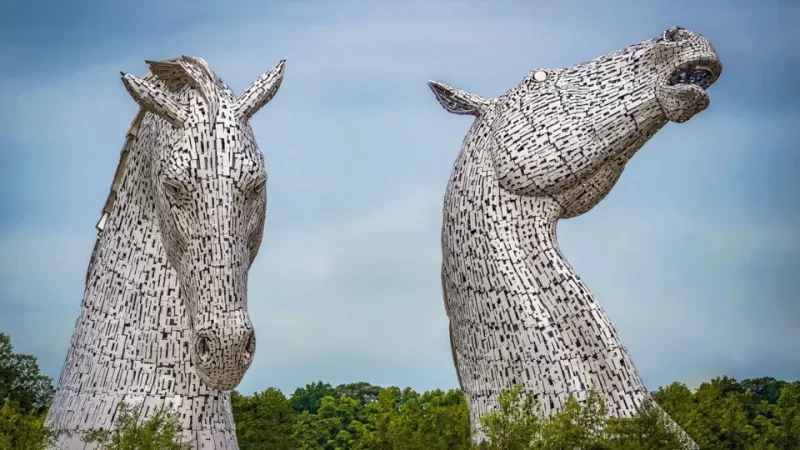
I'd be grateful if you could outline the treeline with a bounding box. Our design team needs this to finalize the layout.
[0,333,55,449]
[1,332,799,449]
[232,378,800,450]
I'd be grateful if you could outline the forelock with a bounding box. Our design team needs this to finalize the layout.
[146,56,234,124]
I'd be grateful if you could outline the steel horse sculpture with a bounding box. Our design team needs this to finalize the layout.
[45,56,285,449]
[430,26,721,446]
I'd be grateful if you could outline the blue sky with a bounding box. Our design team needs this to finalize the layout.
[0,0,798,397]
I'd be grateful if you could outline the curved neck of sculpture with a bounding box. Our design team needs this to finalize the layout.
[516,195,562,247]
[443,140,650,442]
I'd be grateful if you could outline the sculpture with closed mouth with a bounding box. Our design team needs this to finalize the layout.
[45,56,285,449]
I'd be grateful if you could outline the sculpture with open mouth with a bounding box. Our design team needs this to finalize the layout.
[429,26,722,447]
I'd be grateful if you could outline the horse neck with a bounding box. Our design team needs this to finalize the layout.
[82,113,194,381]
[446,132,572,277]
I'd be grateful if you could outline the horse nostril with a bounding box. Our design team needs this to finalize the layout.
[196,336,212,362]
[244,332,256,358]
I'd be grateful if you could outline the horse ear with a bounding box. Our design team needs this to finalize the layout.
[235,60,286,121]
[427,80,488,116]
[120,72,189,127]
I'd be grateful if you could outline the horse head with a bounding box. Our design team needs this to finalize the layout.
[120,56,284,390]
[429,26,721,217]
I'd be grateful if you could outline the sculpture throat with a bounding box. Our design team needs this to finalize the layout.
[432,27,722,447]
[441,140,649,440]
[45,56,285,450]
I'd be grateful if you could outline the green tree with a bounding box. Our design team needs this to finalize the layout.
[607,397,693,450]
[364,386,401,450]
[393,388,471,450]
[0,401,54,450]
[680,377,757,449]
[291,382,338,414]
[224,377,800,450]
[538,390,610,450]
[82,402,191,450]
[292,394,366,450]
[0,333,55,450]
[317,395,356,449]
[354,386,471,450]
[474,386,696,450]
[476,384,542,450]
[335,382,382,406]
[741,378,787,405]
[0,333,55,415]
[652,377,800,450]
[293,409,334,450]
[232,388,298,449]
[773,382,800,449]
[652,382,695,424]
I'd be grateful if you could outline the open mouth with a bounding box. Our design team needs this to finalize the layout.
[667,65,715,90]
[657,56,721,122]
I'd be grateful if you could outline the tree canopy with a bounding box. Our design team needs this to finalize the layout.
[0,332,798,449]
[0,333,55,449]
[0,333,54,415]
[231,378,800,450]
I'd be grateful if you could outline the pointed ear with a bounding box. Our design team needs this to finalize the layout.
[235,60,286,121]
[427,80,488,116]
[120,72,189,127]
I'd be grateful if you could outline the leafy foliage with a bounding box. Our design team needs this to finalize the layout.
[291,382,338,414]
[475,384,541,450]
[0,333,56,449]
[2,332,800,449]
[0,401,54,450]
[654,377,800,449]
[473,385,687,450]
[232,388,299,449]
[277,384,471,450]
[82,402,191,450]
[606,397,694,450]
[229,378,800,450]
[0,333,54,415]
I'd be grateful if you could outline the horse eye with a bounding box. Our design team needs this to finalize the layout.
[163,181,185,198]
[663,27,688,43]
[252,179,267,195]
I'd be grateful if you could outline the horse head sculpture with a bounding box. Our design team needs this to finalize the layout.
[46,56,285,449]
[430,27,721,447]
[120,56,284,390]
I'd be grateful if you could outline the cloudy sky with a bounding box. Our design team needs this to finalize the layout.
[0,0,798,397]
